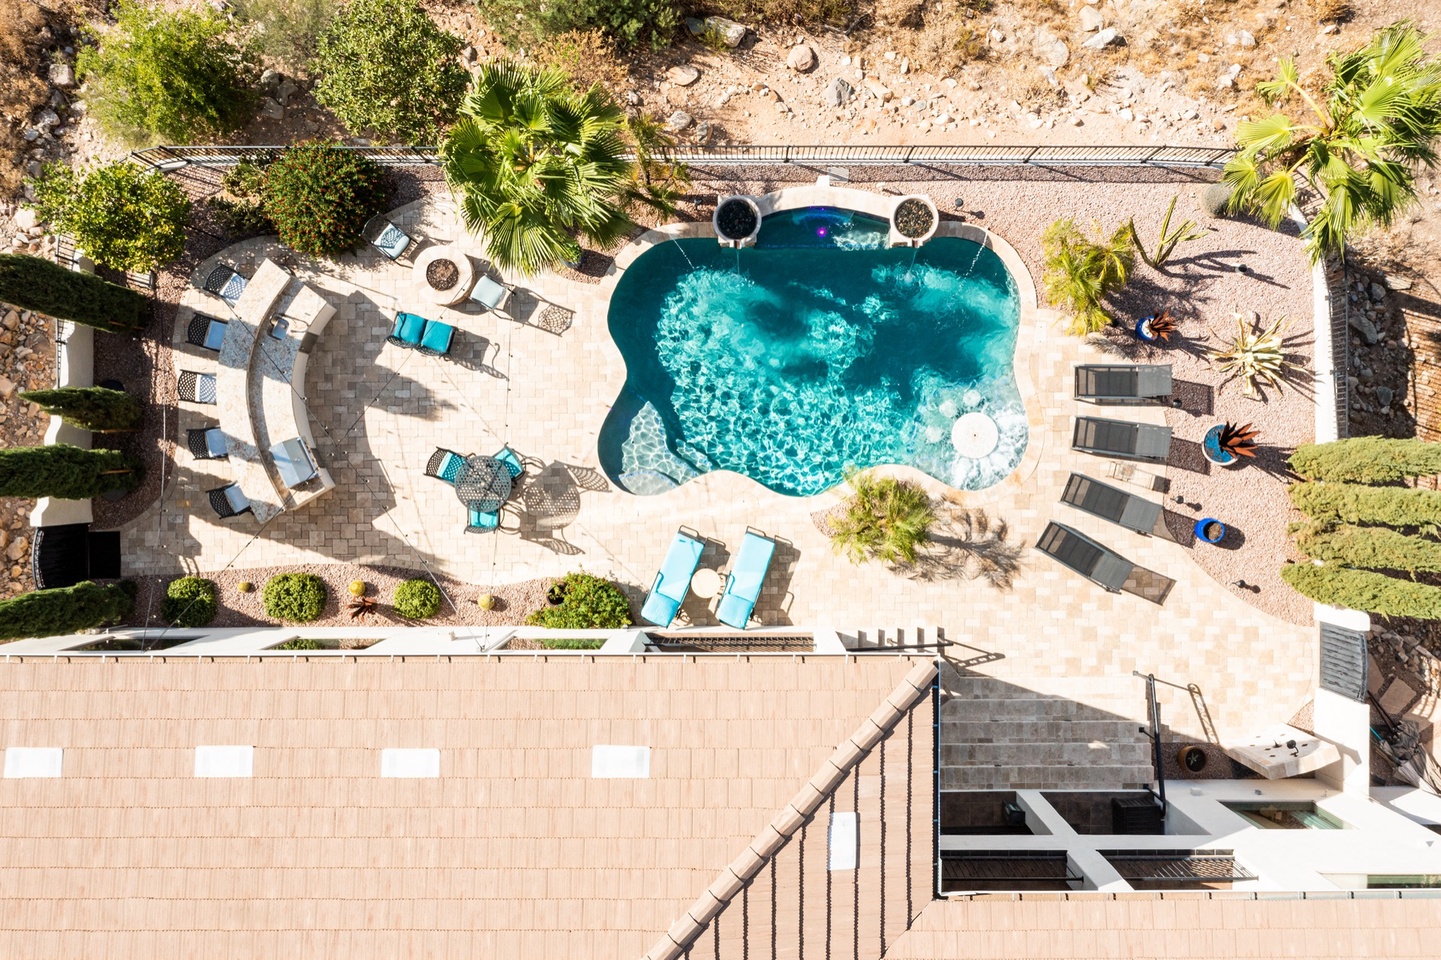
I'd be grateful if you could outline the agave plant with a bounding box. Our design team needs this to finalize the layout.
[1128,195,1206,270]
[348,596,377,620]
[1218,421,1261,458]
[1211,313,1300,398]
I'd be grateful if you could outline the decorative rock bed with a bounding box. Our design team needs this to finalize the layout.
[890,194,938,246]
[713,195,761,246]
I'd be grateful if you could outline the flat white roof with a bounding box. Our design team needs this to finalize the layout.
[592,745,651,778]
[3,747,62,779]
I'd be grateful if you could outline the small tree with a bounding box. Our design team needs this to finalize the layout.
[1293,522,1441,574]
[20,387,142,432]
[0,445,141,499]
[1281,561,1441,619]
[1289,481,1441,528]
[261,141,388,255]
[524,572,632,628]
[829,471,935,566]
[27,162,190,273]
[393,578,442,619]
[232,0,334,74]
[1041,218,1134,335]
[77,0,258,145]
[0,254,149,332]
[313,0,468,144]
[479,0,679,50]
[262,572,327,622]
[1291,437,1441,484]
[0,581,135,640]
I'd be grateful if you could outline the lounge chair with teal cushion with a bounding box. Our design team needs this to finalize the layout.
[388,311,426,348]
[466,506,500,533]
[640,529,705,626]
[418,318,454,358]
[716,530,776,629]
[494,446,525,480]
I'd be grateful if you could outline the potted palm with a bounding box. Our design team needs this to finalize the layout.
[1202,421,1259,466]
[1134,308,1176,344]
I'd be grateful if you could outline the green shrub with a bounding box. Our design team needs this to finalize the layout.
[232,0,334,74]
[261,141,387,255]
[830,471,935,565]
[0,254,149,332]
[480,0,680,50]
[0,444,141,499]
[19,387,142,432]
[262,572,328,622]
[1289,481,1441,528]
[274,636,322,649]
[1281,561,1441,619]
[524,572,632,628]
[1201,182,1233,218]
[77,0,258,145]
[27,162,190,273]
[1291,438,1441,484]
[313,0,468,143]
[1041,218,1134,336]
[160,576,218,627]
[393,578,442,618]
[537,637,606,649]
[0,581,135,641]
[1293,522,1441,574]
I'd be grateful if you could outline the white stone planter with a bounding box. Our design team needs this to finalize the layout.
[888,194,939,248]
[713,195,761,248]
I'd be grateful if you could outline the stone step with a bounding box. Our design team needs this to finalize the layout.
[938,763,1153,792]
[940,740,1153,768]
[941,718,1149,745]
[941,697,1144,721]
[941,673,1147,702]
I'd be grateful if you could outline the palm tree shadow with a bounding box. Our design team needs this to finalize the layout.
[901,504,1025,589]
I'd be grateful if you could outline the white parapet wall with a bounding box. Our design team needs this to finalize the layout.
[28,321,94,529]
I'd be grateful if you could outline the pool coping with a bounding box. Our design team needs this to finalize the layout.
[599,183,1044,507]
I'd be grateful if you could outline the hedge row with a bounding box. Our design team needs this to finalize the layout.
[0,581,134,641]
[0,254,149,332]
[1281,562,1441,620]
[1290,438,1441,484]
[0,444,142,499]
[1288,481,1441,528]
[1292,522,1441,574]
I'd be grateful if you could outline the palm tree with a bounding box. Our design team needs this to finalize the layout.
[440,61,634,275]
[1224,22,1441,263]
[1041,218,1134,335]
[829,470,936,566]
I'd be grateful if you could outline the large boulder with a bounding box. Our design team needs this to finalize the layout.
[787,44,817,71]
[823,77,853,107]
[686,16,747,47]
[1033,27,1070,68]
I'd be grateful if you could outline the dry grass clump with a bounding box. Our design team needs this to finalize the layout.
[901,8,985,76]
[534,29,630,95]
[0,0,48,197]
[1007,67,1065,108]
[1310,0,1352,22]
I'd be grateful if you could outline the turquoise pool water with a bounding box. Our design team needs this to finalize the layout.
[599,207,1027,497]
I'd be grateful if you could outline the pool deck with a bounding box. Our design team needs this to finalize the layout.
[131,175,1318,741]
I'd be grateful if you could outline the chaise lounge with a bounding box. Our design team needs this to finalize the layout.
[716,529,777,630]
[1072,416,1172,463]
[1074,364,1173,404]
[1060,473,1163,536]
[641,529,706,627]
[1035,521,1134,593]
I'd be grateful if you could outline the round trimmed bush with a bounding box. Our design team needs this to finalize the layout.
[524,572,631,629]
[261,140,388,256]
[275,637,322,650]
[262,572,328,622]
[1202,182,1233,218]
[160,576,218,627]
[393,578,441,619]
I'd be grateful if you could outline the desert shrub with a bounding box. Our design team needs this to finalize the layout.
[262,572,327,622]
[393,578,442,618]
[535,29,629,94]
[274,636,322,649]
[1201,182,1233,217]
[1289,482,1441,528]
[1293,522,1441,574]
[77,0,258,145]
[1281,561,1441,619]
[537,637,606,649]
[0,444,141,499]
[261,141,387,255]
[20,386,143,432]
[208,159,274,236]
[0,254,149,332]
[160,576,218,627]
[900,10,984,78]
[481,0,679,51]
[0,581,135,641]
[28,162,190,273]
[313,0,468,143]
[524,572,632,628]
[1041,217,1134,335]
[232,0,334,74]
[1291,438,1441,484]
[830,471,934,565]
[0,0,47,196]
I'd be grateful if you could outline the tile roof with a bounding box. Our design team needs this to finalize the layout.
[0,654,931,960]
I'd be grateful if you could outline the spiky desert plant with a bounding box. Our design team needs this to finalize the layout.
[829,470,936,566]
[1211,314,1300,398]
[1129,195,1206,269]
[348,596,377,620]
[1217,421,1260,459]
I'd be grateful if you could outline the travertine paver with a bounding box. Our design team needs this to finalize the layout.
[128,181,1318,740]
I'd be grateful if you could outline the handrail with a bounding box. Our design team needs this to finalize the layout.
[1132,670,1168,813]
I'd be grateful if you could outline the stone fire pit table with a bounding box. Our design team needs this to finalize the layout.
[412,244,476,306]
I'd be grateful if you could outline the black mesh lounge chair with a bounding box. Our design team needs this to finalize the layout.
[363,214,413,261]
[178,371,218,405]
[1035,521,1134,592]
[203,264,247,306]
[206,484,251,519]
[186,313,228,352]
[1072,416,1171,463]
[1060,473,1162,536]
[1074,364,1173,404]
[425,447,465,483]
[187,427,228,460]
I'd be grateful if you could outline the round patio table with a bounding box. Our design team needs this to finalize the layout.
[454,455,512,513]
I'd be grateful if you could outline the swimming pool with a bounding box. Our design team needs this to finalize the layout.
[599,206,1027,497]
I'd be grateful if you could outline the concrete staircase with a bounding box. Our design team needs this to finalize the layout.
[939,666,1155,791]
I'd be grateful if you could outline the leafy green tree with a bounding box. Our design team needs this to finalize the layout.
[1282,561,1441,619]
[829,471,935,566]
[0,445,141,499]
[1224,22,1441,263]
[524,572,632,628]
[27,162,190,273]
[261,141,387,255]
[1041,218,1134,335]
[0,254,148,332]
[313,0,468,143]
[232,0,334,74]
[1289,481,1441,528]
[1293,522,1441,574]
[161,576,219,628]
[20,387,142,432]
[77,0,258,145]
[479,0,679,50]
[0,581,135,641]
[1291,437,1441,483]
[442,61,634,275]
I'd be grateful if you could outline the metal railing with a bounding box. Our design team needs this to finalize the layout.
[129,142,1236,170]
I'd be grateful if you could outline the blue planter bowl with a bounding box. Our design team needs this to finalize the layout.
[1195,518,1226,544]
[1135,316,1159,342]
[1202,424,1237,466]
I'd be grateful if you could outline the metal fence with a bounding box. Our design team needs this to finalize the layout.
[129,142,1236,170]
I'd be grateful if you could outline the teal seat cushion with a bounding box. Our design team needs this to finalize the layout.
[440,452,463,483]
[392,312,426,344]
[468,507,499,529]
[421,319,454,354]
[494,447,524,478]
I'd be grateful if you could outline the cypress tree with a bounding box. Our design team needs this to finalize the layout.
[0,445,141,499]
[1291,437,1441,484]
[20,386,143,432]
[0,581,135,640]
[1292,522,1441,574]
[1288,481,1441,528]
[0,254,148,332]
[1281,562,1441,620]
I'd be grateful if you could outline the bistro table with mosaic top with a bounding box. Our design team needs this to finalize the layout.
[453,455,512,513]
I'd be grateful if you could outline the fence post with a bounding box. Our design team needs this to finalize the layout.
[1140,145,1165,164]
[1023,146,1039,164]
